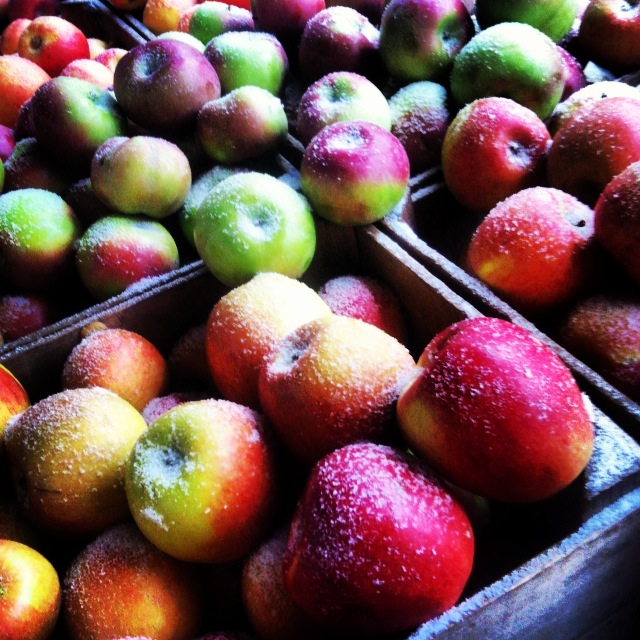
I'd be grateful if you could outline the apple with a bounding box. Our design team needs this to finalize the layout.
[61,326,170,412]
[379,0,473,83]
[258,314,416,465]
[30,76,127,172]
[87,36,108,58]
[325,0,386,24]
[153,29,208,52]
[204,30,288,95]
[0,539,61,640]
[197,85,288,164]
[17,15,90,77]
[62,522,204,640]
[297,5,380,82]
[388,80,451,173]
[125,398,279,563]
[547,96,640,206]
[185,0,255,45]
[557,44,587,100]
[74,215,181,301]
[59,57,114,89]
[579,0,640,71]
[193,171,317,287]
[317,273,410,344]
[441,96,552,213]
[113,38,221,132]
[282,441,475,635]
[0,362,29,442]
[0,54,50,128]
[0,123,16,161]
[0,188,80,291]
[93,46,128,73]
[466,186,599,315]
[593,158,640,287]
[205,271,332,408]
[300,120,410,225]
[250,0,326,52]
[475,0,580,42]
[296,70,391,146]
[449,21,567,120]
[141,391,211,424]
[0,294,54,343]
[142,0,198,35]
[2,136,73,194]
[90,135,192,219]
[0,16,30,54]
[397,316,595,502]
[6,0,58,20]
[4,386,148,537]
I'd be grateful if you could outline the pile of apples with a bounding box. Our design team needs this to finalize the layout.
[1,264,596,639]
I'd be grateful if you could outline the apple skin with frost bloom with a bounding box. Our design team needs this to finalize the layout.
[397,316,595,503]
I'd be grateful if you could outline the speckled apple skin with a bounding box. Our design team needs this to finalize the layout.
[282,441,475,635]
[0,363,30,437]
[397,317,594,503]
[300,120,410,225]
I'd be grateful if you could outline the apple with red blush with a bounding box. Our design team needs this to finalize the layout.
[296,70,391,145]
[114,38,221,133]
[379,0,473,83]
[185,0,255,46]
[397,316,595,502]
[579,0,640,71]
[282,441,475,635]
[441,96,551,213]
[325,0,386,24]
[297,5,380,82]
[466,186,599,316]
[0,124,16,161]
[0,16,30,54]
[93,46,127,73]
[0,294,55,343]
[388,80,451,173]
[300,119,410,225]
[6,0,57,20]
[258,314,416,465]
[557,44,587,100]
[0,54,50,129]
[62,523,204,640]
[0,362,29,442]
[59,57,114,89]
[547,96,640,206]
[141,391,211,425]
[205,272,332,408]
[74,215,180,301]
[0,539,61,640]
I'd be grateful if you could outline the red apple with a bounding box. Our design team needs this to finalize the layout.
[0,362,29,442]
[442,96,551,213]
[17,15,90,77]
[0,123,16,161]
[0,17,30,54]
[93,46,127,73]
[0,539,61,640]
[397,316,595,502]
[6,0,58,20]
[0,293,55,343]
[0,54,50,129]
[282,441,475,635]
[557,44,587,100]
[141,391,211,424]
[59,57,114,89]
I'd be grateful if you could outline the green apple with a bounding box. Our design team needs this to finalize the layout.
[154,30,207,53]
[449,21,567,120]
[193,171,316,287]
[125,398,279,563]
[475,0,580,42]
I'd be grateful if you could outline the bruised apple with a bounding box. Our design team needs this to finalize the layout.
[205,272,332,408]
[397,316,595,502]
[282,441,475,635]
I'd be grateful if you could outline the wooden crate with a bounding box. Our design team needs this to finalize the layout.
[2,223,640,640]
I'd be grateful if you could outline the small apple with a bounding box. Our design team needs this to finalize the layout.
[397,316,595,502]
[0,294,55,343]
[114,38,221,132]
[125,398,279,563]
[7,0,58,20]
[90,135,192,219]
[0,362,29,442]
[30,76,127,172]
[17,15,90,77]
[325,0,386,24]
[87,36,108,58]
[62,522,204,640]
[547,96,640,206]
[388,80,451,173]
[449,21,567,120]
[153,29,207,52]
[475,0,580,43]
[193,171,317,287]
[0,54,50,128]
[579,0,640,71]
[0,187,80,291]
[61,326,170,412]
[141,391,211,424]
[142,0,198,35]
[204,30,288,95]
[296,70,391,146]
[205,271,332,408]
[93,46,127,73]
[300,120,410,225]
[197,85,288,164]
[557,44,587,100]
[378,0,473,83]
[4,386,148,537]
[186,0,255,45]
[59,57,114,89]
[0,123,16,161]
[466,186,599,315]
[0,539,61,640]
[297,5,380,82]
[258,314,416,464]
[74,215,181,301]
[441,96,552,213]
[282,441,475,635]
[0,17,31,54]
